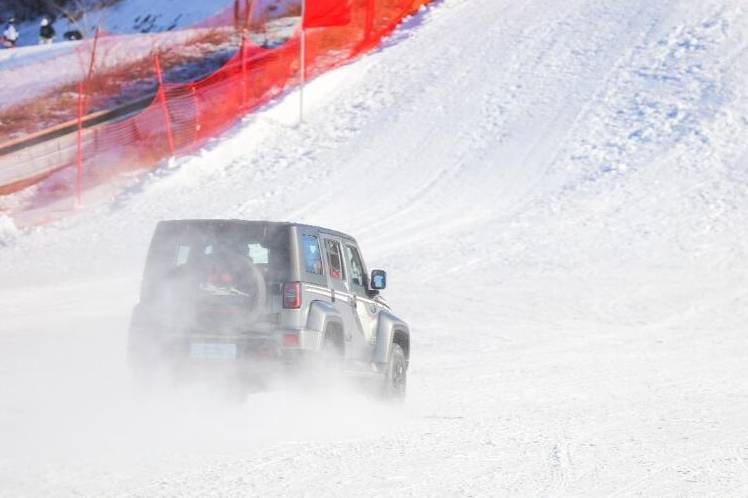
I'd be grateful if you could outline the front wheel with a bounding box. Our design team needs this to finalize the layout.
[382,343,407,399]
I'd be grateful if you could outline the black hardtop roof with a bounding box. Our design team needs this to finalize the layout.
[158,219,355,241]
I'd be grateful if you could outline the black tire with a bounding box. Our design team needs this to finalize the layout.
[320,330,344,367]
[382,343,407,399]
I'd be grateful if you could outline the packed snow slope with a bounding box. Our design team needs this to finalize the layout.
[2,0,748,496]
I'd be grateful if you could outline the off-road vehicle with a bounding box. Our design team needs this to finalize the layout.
[128,220,410,397]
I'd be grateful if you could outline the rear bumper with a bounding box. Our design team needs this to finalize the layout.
[128,326,325,368]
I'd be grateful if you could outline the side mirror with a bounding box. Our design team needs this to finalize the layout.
[370,270,387,290]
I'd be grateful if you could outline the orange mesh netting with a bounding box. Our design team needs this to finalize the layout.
[0,0,431,225]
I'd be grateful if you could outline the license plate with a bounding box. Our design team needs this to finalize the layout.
[189,342,237,360]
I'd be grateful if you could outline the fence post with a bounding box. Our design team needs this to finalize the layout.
[85,27,100,86]
[241,33,248,107]
[72,27,100,208]
[75,80,84,208]
[190,83,201,138]
[153,54,176,157]
[243,0,252,30]
[364,0,375,45]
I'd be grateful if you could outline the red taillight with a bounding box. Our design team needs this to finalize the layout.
[282,282,301,309]
[282,333,299,347]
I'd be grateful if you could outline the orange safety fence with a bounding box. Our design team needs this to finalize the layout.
[0,0,431,226]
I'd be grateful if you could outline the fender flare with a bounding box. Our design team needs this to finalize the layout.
[305,300,344,351]
[374,310,410,366]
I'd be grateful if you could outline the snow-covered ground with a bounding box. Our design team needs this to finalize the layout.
[2,0,748,495]
[0,29,229,113]
[3,0,288,46]
[0,0,297,113]
[2,0,298,47]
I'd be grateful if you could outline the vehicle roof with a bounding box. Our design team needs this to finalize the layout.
[158,219,355,242]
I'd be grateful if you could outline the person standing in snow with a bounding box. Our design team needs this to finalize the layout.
[2,18,19,48]
[39,18,55,45]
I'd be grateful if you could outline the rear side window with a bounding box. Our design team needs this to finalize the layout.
[302,235,323,275]
[344,245,365,289]
[325,239,345,280]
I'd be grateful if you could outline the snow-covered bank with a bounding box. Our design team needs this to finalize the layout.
[1,0,748,496]
[0,1,298,116]
[4,0,229,48]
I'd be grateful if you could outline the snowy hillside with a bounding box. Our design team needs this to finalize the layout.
[0,0,297,142]
[3,0,221,47]
[1,0,748,496]
[3,0,296,46]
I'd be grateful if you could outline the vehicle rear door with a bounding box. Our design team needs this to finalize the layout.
[320,234,366,360]
[343,242,381,360]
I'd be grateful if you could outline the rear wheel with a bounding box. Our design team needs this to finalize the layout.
[320,329,344,368]
[292,329,344,387]
[382,343,407,399]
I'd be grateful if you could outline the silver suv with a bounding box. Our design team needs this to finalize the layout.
[128,220,410,397]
